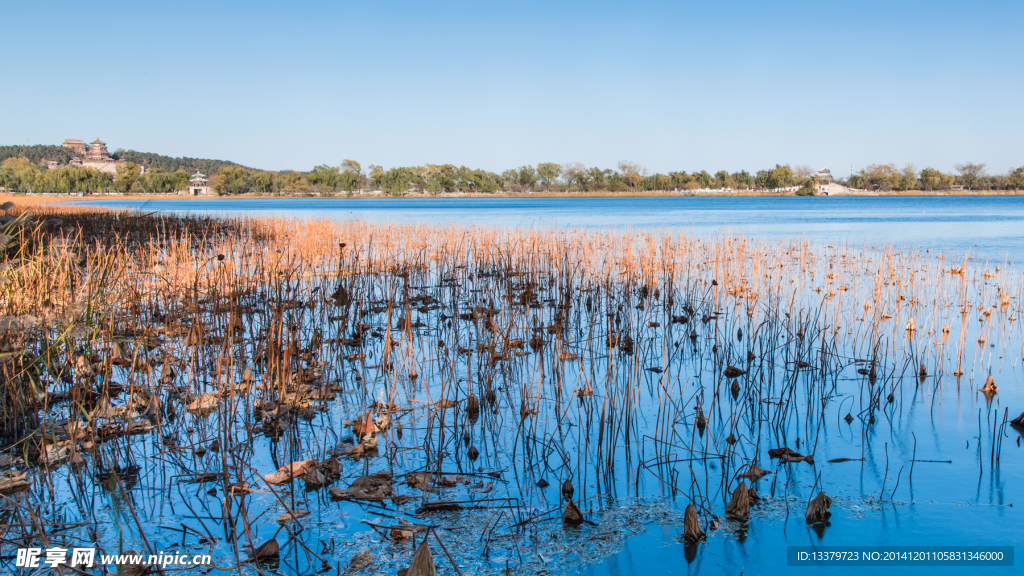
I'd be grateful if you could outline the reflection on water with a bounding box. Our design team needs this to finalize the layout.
[84,195,1024,262]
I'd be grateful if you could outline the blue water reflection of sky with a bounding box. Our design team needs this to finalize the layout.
[86,195,1024,263]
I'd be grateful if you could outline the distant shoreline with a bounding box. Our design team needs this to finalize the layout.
[5,189,1024,203]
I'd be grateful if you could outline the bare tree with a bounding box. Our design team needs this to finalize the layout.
[561,162,586,191]
[617,161,647,191]
[954,162,987,190]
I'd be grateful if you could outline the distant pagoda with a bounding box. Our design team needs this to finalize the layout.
[53,137,126,175]
[86,138,112,161]
[189,170,211,195]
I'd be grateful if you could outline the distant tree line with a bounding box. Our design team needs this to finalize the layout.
[3,144,1024,195]
[207,161,763,196]
[202,161,1024,196]
[842,162,1024,191]
[0,158,191,194]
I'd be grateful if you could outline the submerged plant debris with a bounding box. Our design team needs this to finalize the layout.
[0,202,1020,574]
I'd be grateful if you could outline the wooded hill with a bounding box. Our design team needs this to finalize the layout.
[0,144,243,175]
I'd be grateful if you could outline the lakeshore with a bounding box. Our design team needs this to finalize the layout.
[7,187,1024,203]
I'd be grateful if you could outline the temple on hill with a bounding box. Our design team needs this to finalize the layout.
[61,139,86,155]
[53,137,127,175]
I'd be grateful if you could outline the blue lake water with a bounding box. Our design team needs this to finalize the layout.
[75,194,1023,575]
[84,195,1024,263]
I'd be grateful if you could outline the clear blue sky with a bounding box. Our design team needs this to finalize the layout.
[3,0,1022,175]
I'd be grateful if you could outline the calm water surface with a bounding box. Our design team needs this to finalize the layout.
[85,195,1024,262]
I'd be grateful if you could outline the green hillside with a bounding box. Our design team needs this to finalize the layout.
[0,144,244,175]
